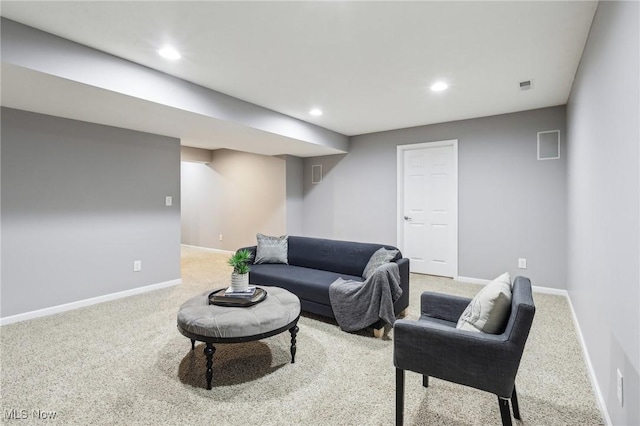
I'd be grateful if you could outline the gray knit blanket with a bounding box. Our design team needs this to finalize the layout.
[328,262,403,332]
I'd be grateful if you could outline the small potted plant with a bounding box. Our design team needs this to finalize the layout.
[227,249,253,292]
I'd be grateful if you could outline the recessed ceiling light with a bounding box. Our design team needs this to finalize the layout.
[309,108,323,116]
[430,82,448,92]
[158,46,181,60]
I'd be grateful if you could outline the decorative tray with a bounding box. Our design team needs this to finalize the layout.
[209,287,267,307]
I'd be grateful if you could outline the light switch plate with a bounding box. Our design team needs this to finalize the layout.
[165,196,172,207]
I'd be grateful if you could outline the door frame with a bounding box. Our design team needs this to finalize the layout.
[397,139,459,279]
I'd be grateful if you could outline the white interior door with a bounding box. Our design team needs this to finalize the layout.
[398,141,457,277]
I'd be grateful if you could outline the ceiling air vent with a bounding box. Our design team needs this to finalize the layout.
[519,80,532,91]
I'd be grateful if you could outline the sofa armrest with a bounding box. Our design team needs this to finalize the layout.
[394,258,410,312]
[395,258,410,284]
[420,292,471,322]
[237,246,257,265]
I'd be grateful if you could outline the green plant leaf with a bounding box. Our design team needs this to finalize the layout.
[227,249,253,274]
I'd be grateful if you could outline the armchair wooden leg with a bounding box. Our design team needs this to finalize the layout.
[498,397,512,426]
[511,385,520,420]
[422,375,429,388]
[396,369,405,426]
[373,327,384,338]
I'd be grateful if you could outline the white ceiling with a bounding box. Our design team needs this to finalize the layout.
[1,1,597,142]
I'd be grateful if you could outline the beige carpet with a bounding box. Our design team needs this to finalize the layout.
[1,246,603,425]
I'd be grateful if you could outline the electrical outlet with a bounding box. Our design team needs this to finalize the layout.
[133,260,142,272]
[219,234,223,241]
[617,369,623,406]
[518,258,527,269]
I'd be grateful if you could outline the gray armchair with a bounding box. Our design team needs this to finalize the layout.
[393,276,535,426]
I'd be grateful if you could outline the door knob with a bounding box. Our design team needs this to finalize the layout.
[404,216,412,221]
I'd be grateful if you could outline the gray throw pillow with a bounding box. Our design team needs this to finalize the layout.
[255,233,289,264]
[362,247,399,279]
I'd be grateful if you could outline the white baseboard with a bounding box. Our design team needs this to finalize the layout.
[531,285,568,296]
[457,276,568,296]
[181,244,235,255]
[457,276,490,285]
[0,278,181,326]
[565,293,612,426]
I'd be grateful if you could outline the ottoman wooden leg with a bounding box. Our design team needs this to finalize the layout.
[289,325,299,363]
[191,339,195,351]
[204,343,216,390]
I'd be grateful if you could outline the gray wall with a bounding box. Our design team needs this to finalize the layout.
[284,155,304,236]
[181,161,221,249]
[180,149,287,251]
[303,106,567,288]
[1,108,181,318]
[566,1,640,424]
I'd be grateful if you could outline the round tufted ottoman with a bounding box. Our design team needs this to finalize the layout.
[177,286,300,390]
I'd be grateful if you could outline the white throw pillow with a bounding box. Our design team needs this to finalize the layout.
[456,272,512,334]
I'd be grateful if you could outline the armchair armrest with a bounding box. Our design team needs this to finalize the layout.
[393,318,521,397]
[421,292,471,323]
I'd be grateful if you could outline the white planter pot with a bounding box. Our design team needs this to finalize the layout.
[231,273,249,292]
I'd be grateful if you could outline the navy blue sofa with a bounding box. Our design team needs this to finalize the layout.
[238,236,410,327]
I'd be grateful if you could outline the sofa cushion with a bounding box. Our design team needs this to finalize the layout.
[255,233,288,264]
[456,272,512,334]
[287,236,401,276]
[250,263,362,306]
[362,247,400,279]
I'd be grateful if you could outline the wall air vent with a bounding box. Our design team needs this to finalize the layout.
[311,164,322,184]
[519,80,532,91]
[537,130,560,160]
